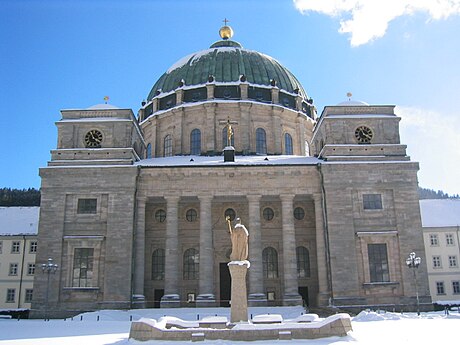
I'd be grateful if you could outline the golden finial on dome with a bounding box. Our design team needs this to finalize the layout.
[219,18,234,40]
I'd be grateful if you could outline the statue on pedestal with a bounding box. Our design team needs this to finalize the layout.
[226,216,249,261]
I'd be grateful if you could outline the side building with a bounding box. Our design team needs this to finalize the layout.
[0,207,39,314]
[420,199,460,305]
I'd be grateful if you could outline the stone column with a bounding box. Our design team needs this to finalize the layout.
[133,197,146,308]
[313,193,330,306]
[280,194,303,305]
[247,194,267,306]
[197,195,216,306]
[161,195,180,307]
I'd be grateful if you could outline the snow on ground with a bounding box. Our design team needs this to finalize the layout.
[1,307,460,344]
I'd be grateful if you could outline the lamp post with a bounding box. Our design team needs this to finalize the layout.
[405,252,421,315]
[41,257,58,320]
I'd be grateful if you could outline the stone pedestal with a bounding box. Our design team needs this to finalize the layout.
[223,146,235,162]
[228,261,249,323]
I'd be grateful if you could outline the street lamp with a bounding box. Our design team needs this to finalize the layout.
[405,252,421,315]
[41,257,58,320]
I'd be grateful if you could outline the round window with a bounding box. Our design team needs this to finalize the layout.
[155,209,166,223]
[263,207,274,221]
[186,209,197,222]
[293,207,305,220]
[224,208,236,221]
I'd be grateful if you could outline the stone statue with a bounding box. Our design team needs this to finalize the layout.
[226,216,249,261]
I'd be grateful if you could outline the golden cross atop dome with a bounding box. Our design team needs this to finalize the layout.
[219,18,234,40]
[346,92,352,100]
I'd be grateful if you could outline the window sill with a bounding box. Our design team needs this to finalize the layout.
[363,281,399,287]
[63,287,100,291]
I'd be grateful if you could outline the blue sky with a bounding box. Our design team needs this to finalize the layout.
[1,0,459,194]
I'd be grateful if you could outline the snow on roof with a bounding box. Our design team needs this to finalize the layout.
[0,207,39,235]
[419,199,460,227]
[86,103,119,110]
[136,155,320,167]
[336,100,370,106]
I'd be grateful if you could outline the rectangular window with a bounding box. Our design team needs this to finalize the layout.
[448,256,458,268]
[430,234,439,246]
[368,243,390,282]
[77,198,97,214]
[433,256,442,268]
[29,241,38,253]
[11,241,20,253]
[72,248,94,287]
[446,234,454,246]
[27,263,35,275]
[436,281,445,295]
[6,289,15,303]
[25,289,33,303]
[453,281,460,294]
[267,291,276,301]
[363,194,383,210]
[9,263,18,275]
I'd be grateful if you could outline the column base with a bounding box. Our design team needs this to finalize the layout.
[196,294,217,307]
[132,294,146,309]
[160,294,181,308]
[283,293,303,306]
[248,293,268,307]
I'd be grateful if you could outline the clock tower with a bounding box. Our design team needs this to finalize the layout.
[311,100,409,162]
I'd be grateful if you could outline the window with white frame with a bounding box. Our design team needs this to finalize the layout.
[29,240,37,253]
[429,234,439,246]
[436,281,445,295]
[11,241,20,253]
[25,289,33,303]
[446,234,454,246]
[9,263,18,275]
[448,255,458,268]
[433,256,442,268]
[27,263,35,275]
[6,289,15,303]
[453,281,460,294]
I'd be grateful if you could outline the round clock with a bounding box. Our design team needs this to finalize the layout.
[84,129,103,148]
[355,126,373,144]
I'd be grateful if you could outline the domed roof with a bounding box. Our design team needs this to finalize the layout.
[147,36,308,101]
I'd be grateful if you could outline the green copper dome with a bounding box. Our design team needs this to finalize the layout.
[147,39,309,101]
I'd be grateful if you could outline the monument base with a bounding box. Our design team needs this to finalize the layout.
[223,146,235,162]
[228,261,250,323]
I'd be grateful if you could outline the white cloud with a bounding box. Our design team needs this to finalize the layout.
[397,106,460,195]
[293,0,460,46]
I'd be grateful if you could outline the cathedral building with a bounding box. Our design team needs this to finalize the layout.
[32,25,430,317]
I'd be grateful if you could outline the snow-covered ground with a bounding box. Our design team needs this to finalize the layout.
[1,307,459,344]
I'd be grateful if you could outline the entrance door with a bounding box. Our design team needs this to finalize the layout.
[298,286,309,307]
[219,263,231,307]
[153,289,164,308]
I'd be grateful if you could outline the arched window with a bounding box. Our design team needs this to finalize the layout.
[164,135,172,157]
[152,248,165,280]
[262,247,278,278]
[296,246,310,278]
[284,133,293,155]
[256,128,267,154]
[146,143,152,159]
[305,141,310,156]
[183,248,199,280]
[222,127,235,148]
[190,129,201,155]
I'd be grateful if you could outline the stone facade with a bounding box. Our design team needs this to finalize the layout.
[31,32,430,318]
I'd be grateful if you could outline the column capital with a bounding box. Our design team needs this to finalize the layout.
[280,194,295,203]
[246,194,262,203]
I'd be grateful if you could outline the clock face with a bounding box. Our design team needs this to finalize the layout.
[84,130,103,148]
[355,126,373,144]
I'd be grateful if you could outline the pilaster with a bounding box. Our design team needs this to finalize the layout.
[133,197,146,308]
